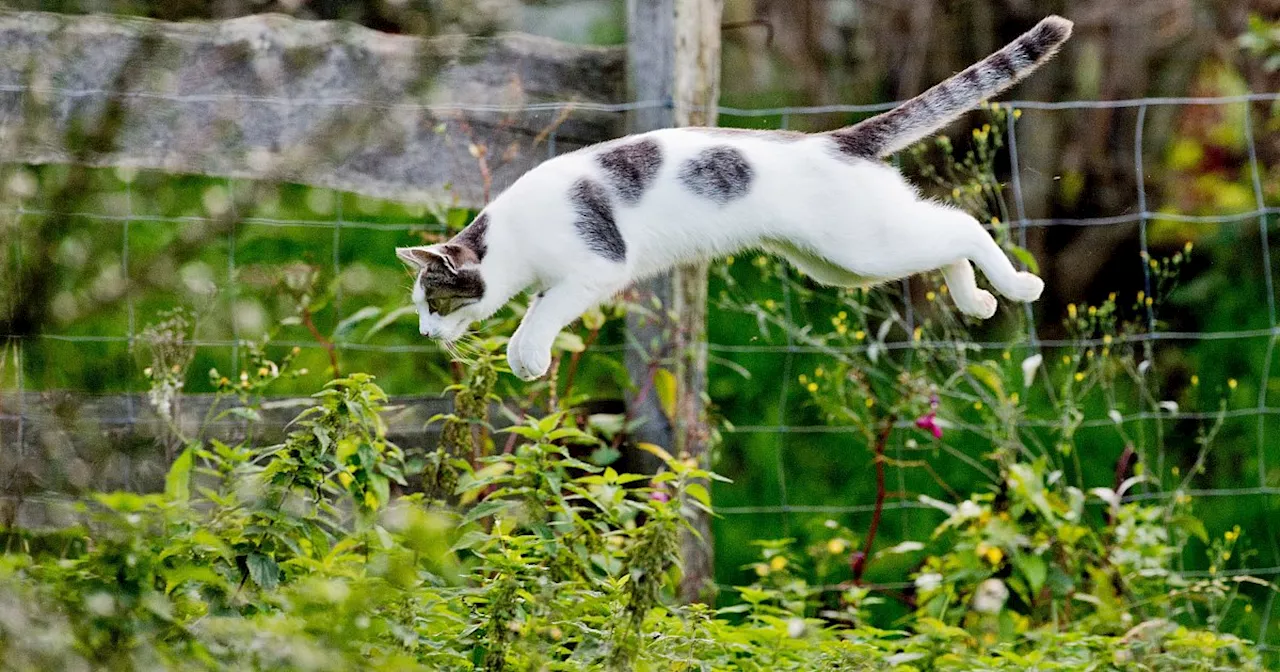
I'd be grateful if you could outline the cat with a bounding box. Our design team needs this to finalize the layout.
[397,15,1072,381]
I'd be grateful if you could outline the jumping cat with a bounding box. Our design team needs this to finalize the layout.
[397,16,1073,380]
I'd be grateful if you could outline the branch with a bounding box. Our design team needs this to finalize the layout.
[852,414,896,584]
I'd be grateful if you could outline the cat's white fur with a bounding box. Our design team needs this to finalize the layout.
[401,16,1073,380]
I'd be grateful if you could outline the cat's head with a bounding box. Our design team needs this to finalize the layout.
[396,242,485,320]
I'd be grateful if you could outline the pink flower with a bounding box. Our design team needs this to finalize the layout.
[650,479,671,503]
[915,394,943,439]
[915,412,943,439]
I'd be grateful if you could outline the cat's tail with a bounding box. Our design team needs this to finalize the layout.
[828,15,1072,159]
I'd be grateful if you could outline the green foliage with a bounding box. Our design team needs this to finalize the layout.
[0,333,1271,669]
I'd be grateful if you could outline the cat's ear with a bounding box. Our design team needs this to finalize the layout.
[436,243,479,272]
[396,246,441,269]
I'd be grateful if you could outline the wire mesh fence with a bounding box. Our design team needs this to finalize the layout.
[0,38,1277,652]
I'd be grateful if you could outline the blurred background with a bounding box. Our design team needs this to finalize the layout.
[1,0,1278,650]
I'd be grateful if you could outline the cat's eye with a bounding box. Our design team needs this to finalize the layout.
[427,296,476,315]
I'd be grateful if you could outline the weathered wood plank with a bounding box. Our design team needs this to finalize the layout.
[0,11,628,207]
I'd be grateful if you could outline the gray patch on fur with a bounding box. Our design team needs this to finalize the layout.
[595,138,662,204]
[569,178,627,262]
[678,146,754,204]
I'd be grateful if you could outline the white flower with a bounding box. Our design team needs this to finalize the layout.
[1138,360,1152,376]
[914,572,943,593]
[972,578,1009,614]
[786,618,806,638]
[1109,409,1124,425]
[1158,401,1179,414]
[1021,354,1043,388]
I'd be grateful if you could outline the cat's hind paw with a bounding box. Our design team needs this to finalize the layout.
[954,289,998,319]
[1002,272,1045,303]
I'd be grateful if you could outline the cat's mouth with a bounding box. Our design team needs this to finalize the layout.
[427,296,478,316]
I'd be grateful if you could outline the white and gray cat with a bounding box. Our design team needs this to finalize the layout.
[398,16,1073,380]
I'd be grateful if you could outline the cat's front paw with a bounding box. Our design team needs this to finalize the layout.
[507,338,552,381]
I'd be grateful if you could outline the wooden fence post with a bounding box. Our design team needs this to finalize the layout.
[625,0,721,604]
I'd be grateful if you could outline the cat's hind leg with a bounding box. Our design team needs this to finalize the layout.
[815,203,1042,312]
[941,259,998,318]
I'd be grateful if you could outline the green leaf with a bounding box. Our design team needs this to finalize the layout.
[1008,245,1040,274]
[685,482,712,508]
[966,362,1005,399]
[552,331,586,353]
[1014,553,1048,594]
[462,499,510,525]
[1173,514,1210,544]
[589,445,621,466]
[653,368,677,422]
[246,552,280,590]
[334,306,382,340]
[363,305,418,342]
[164,446,194,503]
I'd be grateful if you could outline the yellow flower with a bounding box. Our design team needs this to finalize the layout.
[1067,303,1077,319]
[1191,375,1199,386]
[827,539,847,554]
[1102,335,1113,345]
[991,217,1001,225]
[1010,392,1019,404]
[1172,466,1180,476]
[913,326,923,341]
[364,490,379,509]
[1002,351,1011,360]
[815,367,825,378]
[1137,290,1145,303]
[984,546,1004,565]
[1145,297,1153,307]
[1108,292,1117,302]
[926,291,936,302]
[836,324,848,335]
[338,472,354,487]
[1074,372,1085,382]
[799,374,808,384]
[1088,306,1097,317]
[764,299,776,311]
[1185,241,1193,254]
[1013,108,1023,119]
[769,555,788,571]
[973,401,983,410]
[838,311,847,320]
[1246,604,1253,613]
[754,564,769,577]
[1062,355,1071,365]
[855,330,866,341]
[1228,378,1238,390]
[865,398,875,408]
[807,382,818,393]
